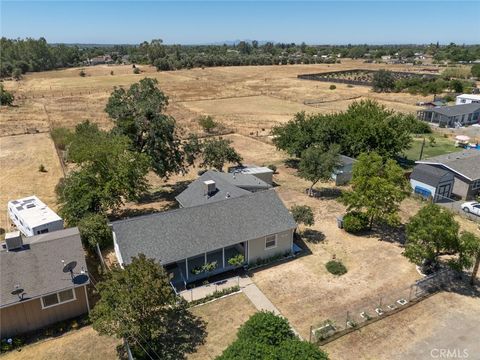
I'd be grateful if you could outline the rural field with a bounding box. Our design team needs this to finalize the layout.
[1,62,479,358]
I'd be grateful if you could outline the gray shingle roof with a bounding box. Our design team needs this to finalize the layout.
[427,103,480,117]
[417,149,480,181]
[175,170,270,208]
[0,228,88,308]
[411,164,453,187]
[112,189,296,265]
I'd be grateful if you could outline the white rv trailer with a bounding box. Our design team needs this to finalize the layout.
[7,196,64,237]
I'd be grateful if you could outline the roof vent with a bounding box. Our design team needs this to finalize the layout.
[5,231,23,251]
[226,192,231,199]
[203,180,216,196]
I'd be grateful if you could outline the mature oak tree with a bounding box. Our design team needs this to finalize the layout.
[90,255,206,360]
[56,121,150,225]
[105,78,188,178]
[455,231,480,285]
[341,152,409,229]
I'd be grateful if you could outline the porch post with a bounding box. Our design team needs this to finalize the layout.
[204,252,207,265]
[185,258,189,280]
[222,247,225,268]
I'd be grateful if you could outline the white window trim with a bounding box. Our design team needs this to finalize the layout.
[41,288,77,309]
[265,234,277,250]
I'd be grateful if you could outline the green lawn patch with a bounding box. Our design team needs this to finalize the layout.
[403,134,457,163]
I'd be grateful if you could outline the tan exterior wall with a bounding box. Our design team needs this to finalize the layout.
[247,229,294,263]
[0,286,88,338]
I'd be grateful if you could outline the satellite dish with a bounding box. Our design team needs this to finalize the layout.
[62,261,77,273]
[11,287,25,300]
[11,288,24,296]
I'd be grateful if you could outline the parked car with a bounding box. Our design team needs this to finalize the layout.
[461,201,480,216]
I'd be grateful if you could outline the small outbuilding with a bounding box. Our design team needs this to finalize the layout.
[332,155,357,185]
[410,164,455,202]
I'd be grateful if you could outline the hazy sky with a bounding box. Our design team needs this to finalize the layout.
[1,1,479,45]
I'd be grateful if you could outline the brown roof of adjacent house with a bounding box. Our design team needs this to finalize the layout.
[0,228,88,308]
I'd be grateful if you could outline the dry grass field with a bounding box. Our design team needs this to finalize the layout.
[0,133,64,233]
[189,293,257,360]
[0,326,119,360]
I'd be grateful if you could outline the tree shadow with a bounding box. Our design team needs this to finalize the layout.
[367,223,407,245]
[137,180,192,205]
[309,187,343,199]
[110,207,163,221]
[284,158,300,169]
[302,229,326,244]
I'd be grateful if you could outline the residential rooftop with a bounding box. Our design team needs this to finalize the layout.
[417,149,480,181]
[424,103,480,117]
[112,189,296,266]
[0,227,88,308]
[411,164,452,187]
[175,170,270,208]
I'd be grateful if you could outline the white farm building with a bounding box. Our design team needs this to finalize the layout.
[7,196,63,237]
[456,94,480,105]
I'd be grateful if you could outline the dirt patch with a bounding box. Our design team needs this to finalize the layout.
[0,133,64,233]
[189,293,257,359]
[0,326,119,360]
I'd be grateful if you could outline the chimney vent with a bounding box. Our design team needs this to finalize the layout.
[5,231,23,251]
[204,180,216,196]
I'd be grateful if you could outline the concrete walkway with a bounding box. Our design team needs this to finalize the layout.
[240,276,281,315]
[240,275,302,339]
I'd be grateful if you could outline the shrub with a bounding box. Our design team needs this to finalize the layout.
[188,286,240,307]
[0,84,14,106]
[326,260,347,275]
[133,67,140,74]
[198,115,217,133]
[329,84,336,90]
[227,253,245,267]
[342,211,369,233]
[78,213,113,250]
[50,127,73,150]
[79,70,86,77]
[291,205,315,227]
[237,311,295,346]
[276,339,329,359]
[38,164,47,172]
[110,70,114,75]
[266,164,277,173]
[217,338,274,360]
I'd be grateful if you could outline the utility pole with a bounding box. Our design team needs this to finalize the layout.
[419,137,426,160]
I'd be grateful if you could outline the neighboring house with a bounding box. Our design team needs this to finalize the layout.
[417,103,480,127]
[456,94,480,105]
[410,164,455,202]
[415,150,480,200]
[0,228,90,338]
[176,170,271,208]
[7,196,64,237]
[332,155,357,186]
[112,189,296,288]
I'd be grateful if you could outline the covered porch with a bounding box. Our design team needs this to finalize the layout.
[168,241,247,289]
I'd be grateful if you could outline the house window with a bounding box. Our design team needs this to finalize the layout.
[41,289,76,309]
[472,180,480,190]
[265,235,277,249]
[37,229,49,235]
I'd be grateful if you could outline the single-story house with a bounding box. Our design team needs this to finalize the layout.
[112,189,297,288]
[176,170,271,208]
[417,103,480,127]
[332,155,357,185]
[415,149,480,200]
[410,164,455,202]
[0,228,90,338]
